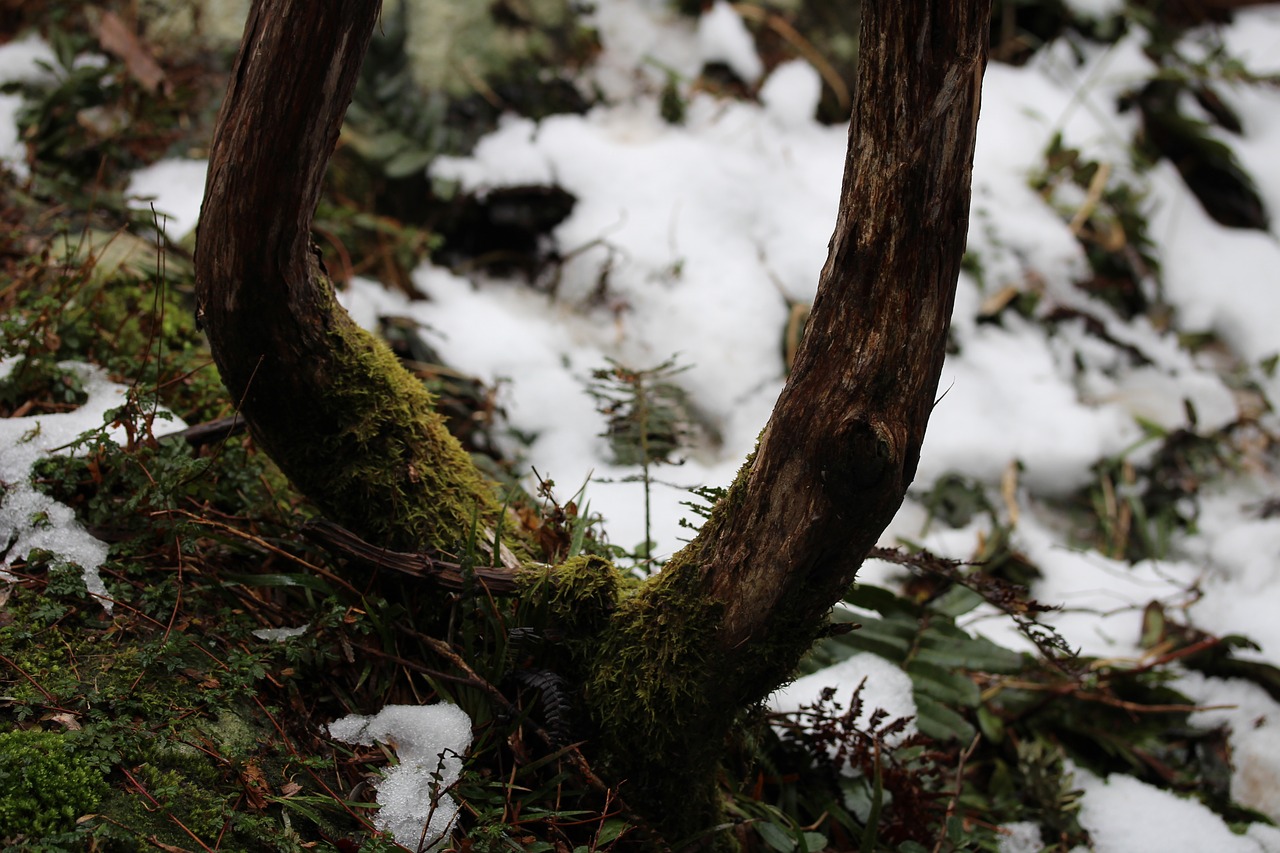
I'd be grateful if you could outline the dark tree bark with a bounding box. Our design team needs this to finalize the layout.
[195,0,990,844]
[581,2,990,837]
[195,0,512,557]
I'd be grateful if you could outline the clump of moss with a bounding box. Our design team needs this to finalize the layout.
[0,729,108,840]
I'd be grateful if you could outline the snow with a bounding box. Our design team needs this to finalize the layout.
[1062,0,1126,20]
[997,821,1045,853]
[127,159,210,240]
[696,2,762,85]
[0,34,59,178]
[0,33,58,84]
[1075,769,1280,852]
[771,653,918,747]
[759,60,823,129]
[327,704,472,851]
[0,358,190,614]
[252,624,309,642]
[1176,672,1280,823]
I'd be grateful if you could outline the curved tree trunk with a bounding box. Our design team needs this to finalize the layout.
[195,0,509,555]
[196,0,990,845]
[584,3,990,839]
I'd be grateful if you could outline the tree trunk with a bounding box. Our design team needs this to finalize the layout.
[195,0,510,555]
[195,0,990,845]
[583,2,989,840]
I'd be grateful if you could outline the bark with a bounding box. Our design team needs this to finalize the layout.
[704,0,988,671]
[195,0,510,555]
[195,0,990,845]
[584,2,990,839]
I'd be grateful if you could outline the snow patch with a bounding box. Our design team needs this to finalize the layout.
[327,704,472,851]
[771,653,918,748]
[1075,769,1280,852]
[696,1,762,85]
[0,359,186,613]
[760,60,822,128]
[127,159,210,239]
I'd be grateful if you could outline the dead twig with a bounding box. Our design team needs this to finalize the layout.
[303,519,522,593]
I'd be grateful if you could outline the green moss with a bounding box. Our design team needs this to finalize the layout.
[583,550,731,845]
[518,554,620,638]
[0,729,108,840]
[264,310,514,554]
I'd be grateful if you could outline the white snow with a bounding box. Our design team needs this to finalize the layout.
[696,2,762,85]
[0,359,189,613]
[997,821,1045,853]
[0,33,58,84]
[252,624,309,642]
[0,34,59,178]
[1176,671,1280,823]
[327,704,473,851]
[1074,768,1280,852]
[1062,0,1126,20]
[759,60,823,128]
[127,159,210,239]
[771,653,918,748]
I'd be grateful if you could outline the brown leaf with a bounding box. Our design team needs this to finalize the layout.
[240,762,271,812]
[93,11,167,95]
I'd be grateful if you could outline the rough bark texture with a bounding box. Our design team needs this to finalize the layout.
[584,2,991,839]
[706,0,988,669]
[195,0,990,846]
[195,0,508,554]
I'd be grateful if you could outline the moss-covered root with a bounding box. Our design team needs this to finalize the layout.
[247,300,517,556]
[581,554,735,848]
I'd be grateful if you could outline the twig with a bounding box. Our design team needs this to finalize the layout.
[162,510,363,597]
[157,414,246,447]
[932,733,980,853]
[303,520,521,593]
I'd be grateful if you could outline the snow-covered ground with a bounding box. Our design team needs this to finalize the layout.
[4,2,1280,849]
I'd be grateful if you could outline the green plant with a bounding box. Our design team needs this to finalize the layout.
[0,729,108,839]
[586,357,693,567]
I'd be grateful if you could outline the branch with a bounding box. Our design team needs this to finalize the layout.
[303,520,521,593]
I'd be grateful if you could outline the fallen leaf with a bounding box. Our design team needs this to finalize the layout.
[93,11,168,94]
[240,762,271,812]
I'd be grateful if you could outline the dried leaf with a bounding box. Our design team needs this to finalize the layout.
[93,11,168,94]
[47,711,82,731]
[240,762,271,812]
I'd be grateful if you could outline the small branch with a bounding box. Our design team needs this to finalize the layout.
[157,415,246,447]
[303,520,521,593]
[159,510,363,597]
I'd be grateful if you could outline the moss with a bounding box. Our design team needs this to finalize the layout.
[517,554,620,639]
[583,550,732,845]
[0,729,108,840]
[272,310,514,554]
[575,447,829,846]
